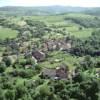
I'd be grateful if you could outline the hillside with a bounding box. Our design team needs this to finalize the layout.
[0,6,100,16]
[0,8,100,100]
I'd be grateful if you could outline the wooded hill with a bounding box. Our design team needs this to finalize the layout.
[0,6,100,16]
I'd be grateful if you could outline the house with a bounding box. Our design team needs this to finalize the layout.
[41,64,69,79]
[59,42,71,51]
[41,68,56,79]
[42,38,71,52]
[56,66,68,79]
[32,50,46,62]
[45,39,57,51]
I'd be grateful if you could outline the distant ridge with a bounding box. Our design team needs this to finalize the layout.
[0,6,100,16]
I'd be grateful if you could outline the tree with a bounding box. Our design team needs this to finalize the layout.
[79,26,83,30]
[0,62,6,73]
[4,90,15,100]
[15,84,28,99]
[2,56,11,67]
[80,56,95,70]
[0,88,5,100]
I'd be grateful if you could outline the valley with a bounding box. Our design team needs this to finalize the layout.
[0,8,100,100]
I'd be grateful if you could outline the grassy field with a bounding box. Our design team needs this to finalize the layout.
[0,27,18,40]
[66,27,94,38]
[29,13,98,38]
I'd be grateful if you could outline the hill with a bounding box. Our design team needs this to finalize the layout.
[0,6,99,16]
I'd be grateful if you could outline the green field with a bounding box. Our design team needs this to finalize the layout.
[29,13,99,38]
[66,27,94,38]
[0,27,18,40]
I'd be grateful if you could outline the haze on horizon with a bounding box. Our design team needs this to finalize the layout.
[0,0,100,7]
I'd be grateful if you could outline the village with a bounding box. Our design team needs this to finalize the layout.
[0,11,100,100]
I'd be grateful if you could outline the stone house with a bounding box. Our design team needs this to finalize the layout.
[42,38,71,52]
[32,50,46,62]
[41,64,69,79]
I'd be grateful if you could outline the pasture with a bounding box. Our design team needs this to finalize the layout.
[0,27,18,40]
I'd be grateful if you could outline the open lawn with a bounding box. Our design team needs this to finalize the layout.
[0,27,18,40]
[67,27,94,38]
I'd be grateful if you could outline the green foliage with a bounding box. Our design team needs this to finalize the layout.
[2,56,12,67]
[80,56,95,70]
[5,90,16,100]
[0,62,6,73]
[10,69,35,78]
[0,88,5,100]
[15,84,28,99]
[64,16,100,28]
[25,20,48,38]
[71,30,100,56]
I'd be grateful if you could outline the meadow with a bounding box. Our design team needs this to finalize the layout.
[0,27,18,40]
[29,13,99,38]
